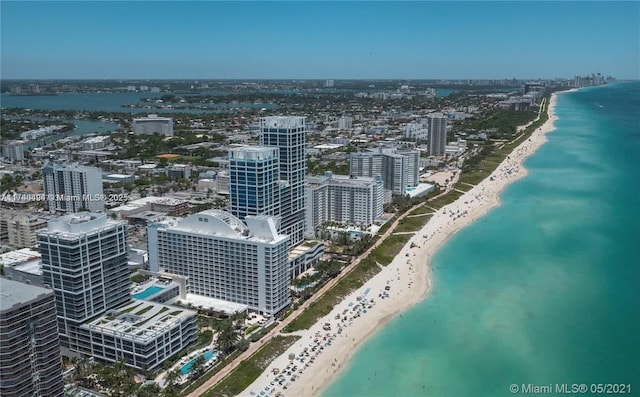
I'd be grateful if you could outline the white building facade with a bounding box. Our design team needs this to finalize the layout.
[42,162,104,213]
[338,116,353,130]
[403,122,429,141]
[305,173,384,237]
[400,150,420,188]
[350,149,419,195]
[148,210,290,316]
[2,140,27,162]
[37,213,131,353]
[132,114,174,136]
[349,152,383,179]
[6,215,48,248]
[80,300,196,370]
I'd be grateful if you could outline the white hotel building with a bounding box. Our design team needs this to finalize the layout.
[305,172,384,237]
[148,210,291,316]
[132,114,174,136]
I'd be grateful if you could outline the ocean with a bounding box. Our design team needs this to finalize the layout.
[323,82,640,396]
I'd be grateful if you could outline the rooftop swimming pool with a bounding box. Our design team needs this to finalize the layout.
[180,350,218,375]
[132,286,164,300]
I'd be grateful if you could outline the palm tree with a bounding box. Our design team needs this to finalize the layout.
[215,319,239,356]
[230,311,247,328]
[97,358,137,397]
[161,369,181,397]
[189,355,206,379]
[72,357,96,389]
[165,369,180,387]
[136,383,161,397]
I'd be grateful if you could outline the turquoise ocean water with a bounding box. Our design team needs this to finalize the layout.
[324,83,640,397]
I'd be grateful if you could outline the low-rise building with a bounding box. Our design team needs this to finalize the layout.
[132,114,174,136]
[79,300,197,370]
[0,248,43,286]
[82,136,110,150]
[168,164,192,180]
[288,241,325,277]
[131,275,183,304]
[20,125,65,140]
[109,196,190,219]
[0,211,52,249]
[103,173,135,184]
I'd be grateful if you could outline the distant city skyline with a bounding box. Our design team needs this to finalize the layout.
[1,1,638,80]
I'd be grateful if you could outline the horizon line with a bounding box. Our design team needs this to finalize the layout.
[1,77,627,82]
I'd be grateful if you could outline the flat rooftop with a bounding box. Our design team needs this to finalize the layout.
[288,241,323,260]
[0,277,53,312]
[406,183,436,198]
[82,300,195,343]
[14,260,43,275]
[127,211,166,221]
[0,248,41,267]
[179,293,248,315]
[110,196,187,214]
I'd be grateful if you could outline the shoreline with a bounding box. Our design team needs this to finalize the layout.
[242,91,565,397]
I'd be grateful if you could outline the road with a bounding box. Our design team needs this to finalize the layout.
[189,97,547,394]
[186,196,441,396]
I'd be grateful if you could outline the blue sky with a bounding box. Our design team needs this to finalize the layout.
[1,1,638,79]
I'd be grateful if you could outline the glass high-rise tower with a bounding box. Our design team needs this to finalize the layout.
[37,213,130,352]
[259,116,307,246]
[427,112,447,156]
[0,278,64,397]
[229,146,281,222]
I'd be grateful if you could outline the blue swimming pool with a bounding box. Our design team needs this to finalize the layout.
[132,286,164,300]
[180,350,218,374]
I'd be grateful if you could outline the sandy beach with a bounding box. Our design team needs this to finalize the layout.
[241,93,562,397]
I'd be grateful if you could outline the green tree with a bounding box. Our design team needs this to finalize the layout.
[189,355,206,379]
[216,319,239,355]
[135,178,151,187]
[71,357,96,389]
[136,383,161,397]
[96,358,137,397]
[317,260,344,279]
[162,369,181,396]
[236,337,250,352]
